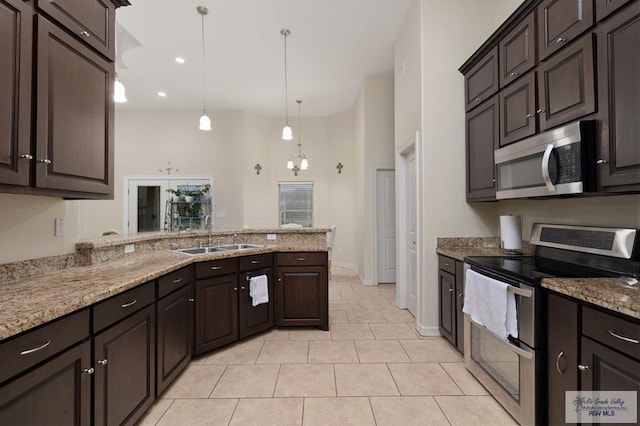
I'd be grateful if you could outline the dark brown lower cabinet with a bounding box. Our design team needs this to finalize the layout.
[0,340,91,425]
[194,274,239,355]
[239,268,275,339]
[438,270,455,345]
[93,305,155,426]
[156,283,193,396]
[546,293,580,425]
[276,265,328,330]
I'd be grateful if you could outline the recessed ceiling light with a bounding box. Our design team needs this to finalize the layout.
[175,57,185,64]
[158,92,167,97]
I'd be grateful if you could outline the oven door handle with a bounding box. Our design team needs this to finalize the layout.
[507,285,533,298]
[467,315,534,360]
[541,143,556,192]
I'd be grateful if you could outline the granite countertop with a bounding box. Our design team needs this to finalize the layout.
[0,245,328,342]
[542,278,639,320]
[436,247,507,261]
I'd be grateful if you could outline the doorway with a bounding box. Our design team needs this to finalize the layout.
[376,169,396,283]
[137,186,161,232]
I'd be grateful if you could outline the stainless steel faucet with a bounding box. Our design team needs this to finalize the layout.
[234,233,238,244]
[171,225,184,250]
[204,215,212,246]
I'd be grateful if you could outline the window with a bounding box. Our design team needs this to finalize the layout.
[279,182,313,227]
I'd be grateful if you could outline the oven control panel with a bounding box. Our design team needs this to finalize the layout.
[530,224,637,259]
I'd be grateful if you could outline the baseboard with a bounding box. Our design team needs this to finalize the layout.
[357,271,374,286]
[332,261,355,269]
[415,324,441,337]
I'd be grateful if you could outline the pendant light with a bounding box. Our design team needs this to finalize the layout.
[114,74,127,103]
[286,99,308,175]
[197,6,212,131]
[281,29,293,140]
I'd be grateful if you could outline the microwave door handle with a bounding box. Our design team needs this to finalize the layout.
[542,144,556,192]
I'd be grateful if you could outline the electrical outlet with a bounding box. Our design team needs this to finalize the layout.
[55,217,65,237]
[266,234,277,240]
[124,244,135,254]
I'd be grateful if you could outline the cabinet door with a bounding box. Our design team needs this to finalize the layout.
[596,0,634,22]
[0,0,32,186]
[94,305,155,426]
[35,16,114,196]
[156,284,193,396]
[0,341,91,426]
[499,71,537,146]
[438,270,455,346]
[499,12,536,88]
[537,33,595,131]
[596,2,640,190]
[454,261,464,354]
[538,0,594,60]
[546,293,579,426]
[464,46,499,111]
[35,0,115,59]
[239,269,274,339]
[276,266,328,329]
[466,95,498,201]
[194,274,238,355]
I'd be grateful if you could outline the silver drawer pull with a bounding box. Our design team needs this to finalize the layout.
[526,113,534,118]
[241,286,246,290]
[251,260,261,264]
[578,364,589,371]
[536,109,545,114]
[510,71,519,77]
[38,159,51,164]
[172,277,183,284]
[607,330,639,344]
[555,351,565,375]
[556,37,566,43]
[296,257,306,261]
[97,359,108,365]
[449,288,453,292]
[20,339,51,355]
[121,299,137,308]
[19,154,33,160]
[596,159,608,165]
[79,30,90,37]
[211,266,223,270]
[188,298,195,302]
[83,367,95,375]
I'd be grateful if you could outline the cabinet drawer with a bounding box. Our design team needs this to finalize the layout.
[239,253,273,272]
[277,252,327,266]
[582,306,640,361]
[195,258,238,279]
[158,265,193,299]
[538,0,594,60]
[438,256,456,275]
[35,0,115,60]
[93,281,155,333]
[0,308,89,384]
[464,46,499,111]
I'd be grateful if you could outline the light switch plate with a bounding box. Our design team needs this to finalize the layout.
[55,217,65,237]
[266,233,277,240]
[124,244,135,254]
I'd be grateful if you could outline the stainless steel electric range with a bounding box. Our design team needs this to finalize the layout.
[463,224,639,425]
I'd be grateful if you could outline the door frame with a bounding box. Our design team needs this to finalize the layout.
[123,175,213,234]
[373,167,396,285]
[395,131,422,319]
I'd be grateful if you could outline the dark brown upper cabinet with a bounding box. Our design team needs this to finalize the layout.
[35,0,115,60]
[537,32,595,131]
[464,46,499,111]
[596,2,640,190]
[36,16,114,195]
[538,0,595,60]
[596,0,634,22]
[466,95,498,201]
[499,12,536,88]
[499,71,537,146]
[0,0,32,187]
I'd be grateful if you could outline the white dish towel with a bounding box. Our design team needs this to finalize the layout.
[249,274,269,307]
[463,269,518,339]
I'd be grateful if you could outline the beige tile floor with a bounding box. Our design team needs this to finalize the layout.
[138,266,517,425]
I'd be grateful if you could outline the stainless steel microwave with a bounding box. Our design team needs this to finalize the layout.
[494,120,597,199]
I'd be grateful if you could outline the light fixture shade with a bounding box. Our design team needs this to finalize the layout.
[282,125,293,140]
[114,79,127,103]
[199,113,212,131]
[300,156,308,170]
[287,158,294,169]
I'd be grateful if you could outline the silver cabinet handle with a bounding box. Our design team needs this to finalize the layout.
[251,260,261,264]
[556,37,566,43]
[296,257,306,261]
[449,288,453,292]
[510,72,519,77]
[172,277,183,284]
[19,154,33,160]
[241,286,246,290]
[492,178,496,183]
[121,299,137,308]
[210,266,223,270]
[79,30,90,37]
[578,364,589,371]
[608,330,639,344]
[38,159,52,164]
[457,292,464,307]
[555,351,565,375]
[278,278,282,282]
[474,97,482,103]
[526,113,534,118]
[233,287,238,291]
[442,262,450,267]
[20,339,51,355]
[536,109,545,114]
[97,359,108,365]
[83,367,95,375]
[541,143,556,192]
[596,159,608,165]
[188,298,194,302]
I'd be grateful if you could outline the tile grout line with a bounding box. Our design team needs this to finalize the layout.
[152,398,175,426]
[226,398,240,426]
[208,364,229,399]
[432,395,454,426]
[385,362,403,397]
[272,364,282,397]
[438,362,465,396]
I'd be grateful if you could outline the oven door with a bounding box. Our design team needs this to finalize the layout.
[465,315,537,425]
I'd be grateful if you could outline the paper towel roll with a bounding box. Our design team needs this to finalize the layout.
[500,215,522,253]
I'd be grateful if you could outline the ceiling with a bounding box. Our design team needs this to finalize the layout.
[114,0,413,117]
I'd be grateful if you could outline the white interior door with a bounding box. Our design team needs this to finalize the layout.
[376,170,396,283]
[406,151,418,315]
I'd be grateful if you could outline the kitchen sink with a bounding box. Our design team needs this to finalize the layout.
[175,244,263,255]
